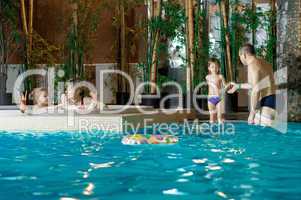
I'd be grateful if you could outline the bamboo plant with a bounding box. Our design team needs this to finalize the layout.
[254,2,276,69]
[62,0,102,81]
[229,0,247,80]
[106,0,145,96]
[119,0,128,93]
[218,0,233,81]
[149,0,162,94]
[235,0,276,68]
[193,0,210,88]
[185,0,195,95]
[0,0,20,102]
[19,0,33,90]
[19,0,61,90]
[267,0,277,69]
[138,0,185,94]
[115,0,145,94]
[19,0,34,64]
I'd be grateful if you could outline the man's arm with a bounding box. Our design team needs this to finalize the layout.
[249,69,260,111]
[237,83,252,90]
[227,82,252,93]
[248,69,260,123]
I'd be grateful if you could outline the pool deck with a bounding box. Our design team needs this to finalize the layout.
[0,105,249,132]
[0,106,199,132]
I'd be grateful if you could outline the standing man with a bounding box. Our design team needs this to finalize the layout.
[228,44,276,126]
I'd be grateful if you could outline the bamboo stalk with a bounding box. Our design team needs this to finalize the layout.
[72,3,78,35]
[146,0,152,85]
[202,1,209,79]
[72,2,78,79]
[29,0,33,55]
[20,0,31,90]
[185,0,194,94]
[185,0,189,80]
[188,0,194,88]
[150,32,159,94]
[20,0,30,72]
[251,0,256,45]
[150,0,161,94]
[120,0,127,92]
[20,0,28,35]
[195,0,201,82]
[271,0,276,25]
[220,0,233,81]
[232,3,239,80]
[270,0,276,68]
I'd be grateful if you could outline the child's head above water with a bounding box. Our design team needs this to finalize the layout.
[64,80,92,105]
[31,88,48,107]
[208,58,221,75]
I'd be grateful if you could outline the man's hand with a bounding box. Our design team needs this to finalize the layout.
[227,82,239,94]
[248,111,256,124]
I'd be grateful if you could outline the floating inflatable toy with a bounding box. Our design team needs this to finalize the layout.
[122,134,178,145]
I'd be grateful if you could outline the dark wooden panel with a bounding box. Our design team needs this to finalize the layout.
[9,0,146,64]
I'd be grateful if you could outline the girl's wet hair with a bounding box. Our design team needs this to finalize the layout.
[65,80,91,104]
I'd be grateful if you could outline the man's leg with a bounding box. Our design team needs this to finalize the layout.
[255,107,276,127]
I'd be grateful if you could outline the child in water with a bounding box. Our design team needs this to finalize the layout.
[20,88,49,114]
[60,83,106,110]
[206,58,227,124]
[19,84,106,114]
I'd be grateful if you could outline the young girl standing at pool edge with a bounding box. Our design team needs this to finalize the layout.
[206,58,226,124]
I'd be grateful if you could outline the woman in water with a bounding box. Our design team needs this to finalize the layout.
[206,58,227,124]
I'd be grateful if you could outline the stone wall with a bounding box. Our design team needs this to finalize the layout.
[277,0,301,121]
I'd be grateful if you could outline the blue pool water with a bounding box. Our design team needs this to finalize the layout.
[0,122,301,200]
